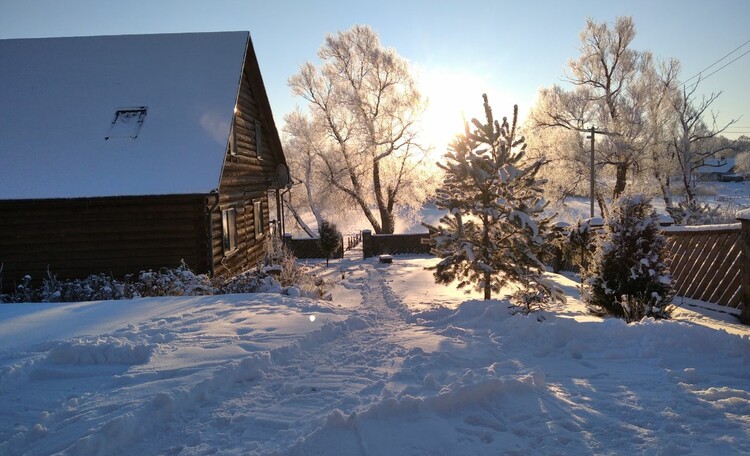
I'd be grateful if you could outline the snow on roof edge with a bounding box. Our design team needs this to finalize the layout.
[737,208,750,221]
[661,222,742,232]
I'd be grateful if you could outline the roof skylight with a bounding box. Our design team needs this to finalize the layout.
[105,107,148,140]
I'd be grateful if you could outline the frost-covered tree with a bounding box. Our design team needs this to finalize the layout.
[425,95,562,304]
[666,78,738,206]
[287,25,434,234]
[529,17,678,214]
[736,151,750,177]
[317,219,342,267]
[583,195,673,321]
[282,110,354,237]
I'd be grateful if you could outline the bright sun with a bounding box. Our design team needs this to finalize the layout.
[418,68,518,163]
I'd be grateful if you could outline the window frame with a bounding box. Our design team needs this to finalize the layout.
[222,208,238,255]
[253,200,264,239]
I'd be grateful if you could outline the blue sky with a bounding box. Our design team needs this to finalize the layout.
[2,0,749,146]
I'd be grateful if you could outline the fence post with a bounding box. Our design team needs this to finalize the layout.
[283,233,292,251]
[362,230,372,259]
[739,212,750,324]
[337,235,344,259]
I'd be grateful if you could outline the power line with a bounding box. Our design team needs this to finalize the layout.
[696,48,750,84]
[682,38,750,87]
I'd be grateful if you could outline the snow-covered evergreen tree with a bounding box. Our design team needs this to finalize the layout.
[425,95,562,304]
[583,195,673,321]
[317,219,342,267]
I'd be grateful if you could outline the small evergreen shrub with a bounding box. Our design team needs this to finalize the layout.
[317,219,342,267]
[425,94,563,304]
[583,195,674,322]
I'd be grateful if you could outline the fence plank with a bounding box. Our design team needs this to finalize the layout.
[684,234,725,299]
[662,226,742,308]
[699,233,740,304]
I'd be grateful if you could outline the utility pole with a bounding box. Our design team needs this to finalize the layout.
[587,126,596,218]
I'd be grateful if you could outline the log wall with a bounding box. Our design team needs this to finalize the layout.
[211,54,281,277]
[0,195,209,292]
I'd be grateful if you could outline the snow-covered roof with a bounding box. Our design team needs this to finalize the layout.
[694,157,735,174]
[0,32,250,199]
[737,208,750,221]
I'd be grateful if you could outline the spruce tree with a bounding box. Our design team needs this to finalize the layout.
[425,95,562,304]
[583,195,673,321]
[317,219,342,267]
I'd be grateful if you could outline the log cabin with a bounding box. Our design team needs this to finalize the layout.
[0,32,290,292]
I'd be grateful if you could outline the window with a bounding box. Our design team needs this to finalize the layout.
[254,200,264,239]
[106,107,147,140]
[254,120,262,156]
[222,208,238,254]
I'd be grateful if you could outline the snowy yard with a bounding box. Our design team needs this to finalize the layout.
[1,255,749,455]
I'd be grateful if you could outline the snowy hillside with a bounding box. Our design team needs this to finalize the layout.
[1,256,749,455]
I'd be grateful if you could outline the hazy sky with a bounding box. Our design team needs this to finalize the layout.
[2,0,749,147]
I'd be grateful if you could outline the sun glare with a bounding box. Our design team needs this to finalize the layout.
[418,68,518,163]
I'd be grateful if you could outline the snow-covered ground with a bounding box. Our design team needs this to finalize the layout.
[1,255,749,455]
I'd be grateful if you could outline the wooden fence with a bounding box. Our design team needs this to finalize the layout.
[286,220,748,311]
[283,234,343,260]
[361,230,431,258]
[662,224,743,308]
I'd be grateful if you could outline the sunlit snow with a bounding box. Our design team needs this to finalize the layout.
[1,255,748,455]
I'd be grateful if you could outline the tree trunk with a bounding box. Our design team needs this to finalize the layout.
[379,207,395,234]
[371,158,394,234]
[482,216,492,300]
[357,198,383,234]
[658,178,672,209]
[596,190,609,220]
[284,197,316,238]
[650,150,672,209]
[484,271,492,300]
[681,170,696,205]
[612,163,628,199]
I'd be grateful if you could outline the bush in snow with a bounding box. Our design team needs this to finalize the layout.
[2,271,139,303]
[3,275,37,303]
[1,258,330,303]
[137,261,216,297]
[1,261,215,303]
[424,94,563,304]
[219,265,327,299]
[317,219,342,267]
[224,239,328,298]
[583,195,674,322]
[666,199,737,226]
[43,271,140,302]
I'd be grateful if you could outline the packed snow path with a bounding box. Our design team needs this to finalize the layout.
[1,256,749,455]
[137,263,423,455]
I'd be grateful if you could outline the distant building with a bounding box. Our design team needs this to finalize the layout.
[694,157,741,182]
[0,32,290,292]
